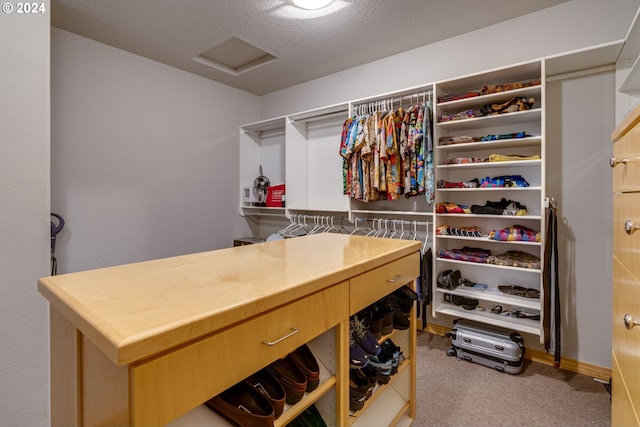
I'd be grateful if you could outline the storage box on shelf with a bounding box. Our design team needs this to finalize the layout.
[432,61,546,341]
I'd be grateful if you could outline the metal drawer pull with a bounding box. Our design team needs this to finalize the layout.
[624,220,640,235]
[386,274,403,283]
[262,327,299,346]
[610,156,629,168]
[623,314,640,330]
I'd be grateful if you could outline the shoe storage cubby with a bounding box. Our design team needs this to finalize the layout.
[432,60,546,340]
[166,330,338,427]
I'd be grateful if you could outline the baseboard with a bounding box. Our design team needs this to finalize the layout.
[421,324,612,381]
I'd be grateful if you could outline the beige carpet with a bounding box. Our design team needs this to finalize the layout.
[414,331,611,427]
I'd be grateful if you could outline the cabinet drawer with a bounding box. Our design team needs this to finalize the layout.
[612,258,640,425]
[613,125,640,192]
[130,282,349,427]
[613,192,640,280]
[350,252,420,314]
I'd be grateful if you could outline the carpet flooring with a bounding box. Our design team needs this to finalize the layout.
[414,331,611,427]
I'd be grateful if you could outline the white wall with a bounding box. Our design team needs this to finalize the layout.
[51,29,259,273]
[0,2,51,426]
[546,70,615,367]
[258,0,639,369]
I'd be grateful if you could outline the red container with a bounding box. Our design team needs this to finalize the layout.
[266,184,285,207]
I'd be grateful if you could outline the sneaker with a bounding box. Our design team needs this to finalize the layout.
[349,333,369,369]
[367,352,393,383]
[380,339,402,374]
[350,391,367,412]
[350,317,381,356]
[350,368,375,399]
[360,365,380,386]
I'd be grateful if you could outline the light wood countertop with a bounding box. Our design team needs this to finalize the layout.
[38,233,421,366]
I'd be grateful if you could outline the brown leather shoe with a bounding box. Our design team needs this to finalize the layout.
[205,381,274,427]
[244,367,286,419]
[267,356,307,405]
[290,344,320,392]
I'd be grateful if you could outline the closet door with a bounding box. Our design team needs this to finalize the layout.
[432,61,546,340]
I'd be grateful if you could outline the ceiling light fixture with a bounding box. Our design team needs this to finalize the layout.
[292,0,333,10]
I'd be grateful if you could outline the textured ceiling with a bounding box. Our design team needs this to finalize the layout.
[51,0,569,95]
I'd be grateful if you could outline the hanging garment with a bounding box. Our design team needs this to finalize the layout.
[340,100,433,203]
[419,247,432,329]
[543,202,561,366]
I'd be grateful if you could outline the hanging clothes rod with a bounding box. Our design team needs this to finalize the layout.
[351,217,431,227]
[353,90,433,114]
[289,110,349,124]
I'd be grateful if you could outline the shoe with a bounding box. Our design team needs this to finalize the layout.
[394,284,419,302]
[267,356,307,405]
[349,332,369,369]
[290,344,320,392]
[350,317,381,356]
[296,404,327,427]
[350,368,375,399]
[444,293,479,310]
[381,311,394,335]
[380,339,402,374]
[498,285,540,298]
[374,298,394,335]
[393,310,410,330]
[244,368,286,419]
[359,365,379,386]
[363,314,383,340]
[350,390,367,412]
[360,307,384,339]
[205,381,275,427]
[385,296,410,330]
[350,391,367,412]
[367,351,393,383]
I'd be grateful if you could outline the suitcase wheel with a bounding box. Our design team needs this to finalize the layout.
[446,348,456,357]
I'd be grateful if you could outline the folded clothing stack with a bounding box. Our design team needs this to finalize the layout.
[489,225,540,242]
[438,246,492,264]
[487,250,541,269]
[470,198,528,216]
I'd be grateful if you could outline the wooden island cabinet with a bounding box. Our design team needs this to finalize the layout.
[611,101,640,427]
[39,233,421,427]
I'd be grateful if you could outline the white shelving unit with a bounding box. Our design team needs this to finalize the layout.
[237,43,634,396]
[239,116,287,217]
[431,60,546,341]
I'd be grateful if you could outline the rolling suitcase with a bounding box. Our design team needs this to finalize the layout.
[445,319,525,374]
